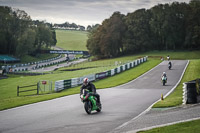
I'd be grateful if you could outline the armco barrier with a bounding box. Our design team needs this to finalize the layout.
[2,55,62,70]
[120,66,123,72]
[79,74,96,85]
[107,70,111,77]
[96,72,107,80]
[130,62,133,68]
[54,56,148,92]
[111,69,115,76]
[55,79,71,92]
[138,59,141,64]
[71,78,79,87]
[135,60,138,66]
[117,66,121,73]
[127,63,130,69]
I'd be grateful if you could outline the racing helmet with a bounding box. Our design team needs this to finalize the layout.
[83,78,89,85]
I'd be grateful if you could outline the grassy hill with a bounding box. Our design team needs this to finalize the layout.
[55,30,88,51]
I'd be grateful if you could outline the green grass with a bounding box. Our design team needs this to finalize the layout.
[56,30,88,51]
[153,59,200,108]
[138,119,200,133]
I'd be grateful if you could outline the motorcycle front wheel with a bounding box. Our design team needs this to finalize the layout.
[96,103,102,112]
[84,101,92,114]
[163,80,166,86]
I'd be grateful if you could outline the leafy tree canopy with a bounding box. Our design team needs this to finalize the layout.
[87,0,200,59]
[0,6,57,57]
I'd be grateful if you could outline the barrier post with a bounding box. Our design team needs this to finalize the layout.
[37,83,39,95]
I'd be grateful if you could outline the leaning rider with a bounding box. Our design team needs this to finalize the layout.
[80,78,101,105]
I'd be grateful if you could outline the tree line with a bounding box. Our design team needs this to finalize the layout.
[54,22,85,31]
[0,6,57,57]
[54,22,100,31]
[87,0,200,59]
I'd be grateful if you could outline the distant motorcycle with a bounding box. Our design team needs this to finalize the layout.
[168,62,172,70]
[80,89,102,114]
[161,76,167,86]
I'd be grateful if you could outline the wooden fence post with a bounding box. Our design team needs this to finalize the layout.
[17,86,19,96]
[37,83,39,95]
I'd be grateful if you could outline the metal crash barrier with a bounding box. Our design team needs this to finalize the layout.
[54,56,148,92]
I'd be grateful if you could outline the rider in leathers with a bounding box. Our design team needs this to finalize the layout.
[161,72,167,82]
[80,78,101,105]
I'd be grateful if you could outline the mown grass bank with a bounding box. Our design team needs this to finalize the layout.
[56,30,88,51]
[138,119,200,133]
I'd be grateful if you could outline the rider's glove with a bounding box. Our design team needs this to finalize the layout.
[80,94,84,101]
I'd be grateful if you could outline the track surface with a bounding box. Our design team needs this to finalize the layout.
[0,60,188,133]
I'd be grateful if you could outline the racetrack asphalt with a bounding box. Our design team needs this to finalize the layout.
[112,102,200,133]
[0,60,194,133]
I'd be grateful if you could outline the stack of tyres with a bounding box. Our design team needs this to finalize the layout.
[187,82,197,104]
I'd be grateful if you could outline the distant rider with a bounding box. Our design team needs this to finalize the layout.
[167,55,170,61]
[80,78,101,105]
[168,61,172,69]
[161,72,167,82]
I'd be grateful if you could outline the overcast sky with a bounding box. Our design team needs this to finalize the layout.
[0,0,190,27]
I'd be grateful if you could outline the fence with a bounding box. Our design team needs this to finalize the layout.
[38,80,53,94]
[17,84,39,96]
[17,80,53,96]
[54,56,148,92]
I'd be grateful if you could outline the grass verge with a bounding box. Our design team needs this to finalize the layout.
[138,119,200,133]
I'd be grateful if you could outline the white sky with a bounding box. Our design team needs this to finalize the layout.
[0,0,190,27]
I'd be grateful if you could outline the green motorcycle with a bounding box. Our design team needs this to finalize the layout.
[80,90,102,114]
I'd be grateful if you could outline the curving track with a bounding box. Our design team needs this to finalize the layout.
[0,60,188,133]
